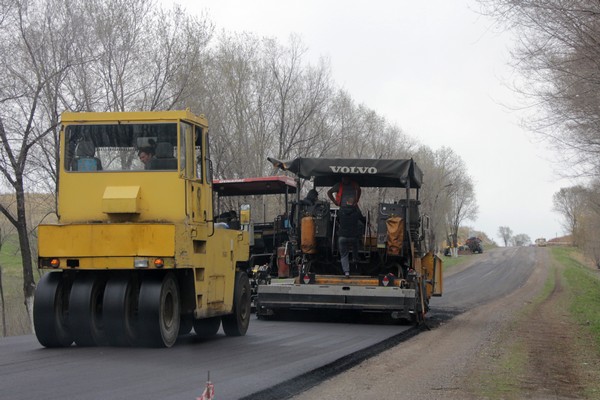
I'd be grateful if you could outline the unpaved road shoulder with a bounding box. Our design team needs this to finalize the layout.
[292,247,551,399]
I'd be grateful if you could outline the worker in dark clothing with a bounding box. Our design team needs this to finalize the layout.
[300,189,319,205]
[290,189,320,228]
[328,176,361,207]
[337,197,366,277]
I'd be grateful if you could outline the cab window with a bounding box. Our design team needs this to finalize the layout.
[64,123,177,171]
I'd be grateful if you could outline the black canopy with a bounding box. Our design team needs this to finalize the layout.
[267,157,423,189]
[213,176,297,196]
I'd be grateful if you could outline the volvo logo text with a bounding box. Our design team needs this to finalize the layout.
[329,166,377,174]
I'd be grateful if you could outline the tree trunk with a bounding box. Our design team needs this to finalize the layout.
[15,180,36,333]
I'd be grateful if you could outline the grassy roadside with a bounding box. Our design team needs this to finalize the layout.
[471,247,600,399]
[556,248,600,347]
[440,255,463,270]
[440,253,471,272]
[0,235,33,336]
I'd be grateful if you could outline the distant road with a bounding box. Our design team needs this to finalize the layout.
[0,247,537,400]
[431,246,537,313]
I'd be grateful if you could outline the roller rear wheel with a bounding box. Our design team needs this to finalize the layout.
[138,273,180,347]
[33,272,73,347]
[179,314,194,336]
[193,316,221,338]
[222,271,251,336]
[103,275,139,346]
[69,273,108,346]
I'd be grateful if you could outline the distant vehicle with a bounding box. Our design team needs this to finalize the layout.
[465,237,483,254]
[535,238,547,247]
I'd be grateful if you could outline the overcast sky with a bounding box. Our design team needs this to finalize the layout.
[173,0,569,243]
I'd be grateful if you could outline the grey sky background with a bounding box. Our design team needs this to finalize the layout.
[175,0,569,243]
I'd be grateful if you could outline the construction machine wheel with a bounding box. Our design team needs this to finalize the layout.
[33,272,73,348]
[179,314,194,336]
[69,272,108,346]
[222,271,251,336]
[411,277,428,325]
[103,275,139,346]
[138,273,180,347]
[193,316,221,338]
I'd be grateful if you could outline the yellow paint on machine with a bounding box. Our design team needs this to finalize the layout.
[421,252,443,297]
[38,223,175,257]
[102,186,141,214]
[58,172,185,223]
[207,275,225,304]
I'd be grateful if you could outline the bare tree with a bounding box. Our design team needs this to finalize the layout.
[0,0,85,327]
[479,1,600,178]
[81,0,153,111]
[497,226,513,247]
[416,146,463,253]
[198,32,274,178]
[446,176,479,256]
[141,5,213,111]
[314,90,356,157]
[552,179,600,266]
[553,185,586,244]
[196,33,336,179]
[267,35,331,161]
[578,209,600,268]
[72,0,213,113]
[511,233,531,247]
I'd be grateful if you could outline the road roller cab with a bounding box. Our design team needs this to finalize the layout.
[34,110,251,348]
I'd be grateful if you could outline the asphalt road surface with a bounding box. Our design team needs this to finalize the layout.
[0,247,536,400]
[431,246,537,313]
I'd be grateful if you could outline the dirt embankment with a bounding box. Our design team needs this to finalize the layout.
[293,249,600,399]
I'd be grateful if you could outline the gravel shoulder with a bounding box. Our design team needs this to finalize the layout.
[292,248,596,399]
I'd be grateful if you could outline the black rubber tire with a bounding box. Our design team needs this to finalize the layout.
[69,272,108,346]
[193,316,221,338]
[222,271,251,336]
[138,273,180,347]
[103,275,139,346]
[33,272,73,348]
[179,314,194,336]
